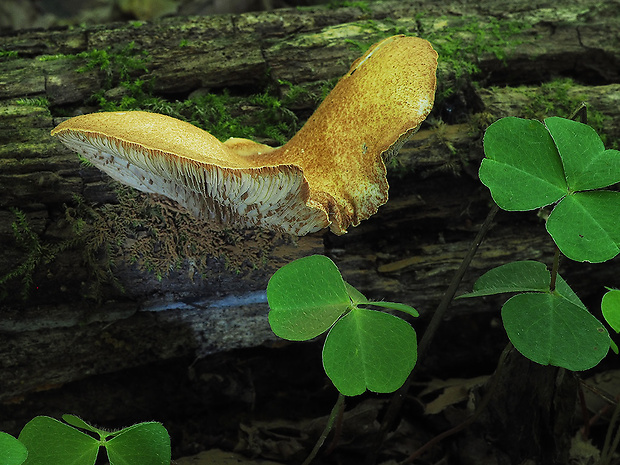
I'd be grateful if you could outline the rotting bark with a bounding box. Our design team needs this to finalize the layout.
[0,2,619,460]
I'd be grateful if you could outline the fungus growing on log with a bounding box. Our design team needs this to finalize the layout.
[52,35,438,235]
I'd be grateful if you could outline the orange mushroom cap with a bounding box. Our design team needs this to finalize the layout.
[52,35,438,235]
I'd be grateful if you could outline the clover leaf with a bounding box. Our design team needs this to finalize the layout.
[480,116,620,262]
[459,261,610,371]
[267,255,418,395]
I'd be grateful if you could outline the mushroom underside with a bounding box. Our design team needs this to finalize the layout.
[59,130,330,235]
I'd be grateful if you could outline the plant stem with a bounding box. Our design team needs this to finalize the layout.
[569,102,588,124]
[419,202,500,359]
[367,203,500,464]
[549,245,560,292]
[302,393,345,465]
[325,395,346,455]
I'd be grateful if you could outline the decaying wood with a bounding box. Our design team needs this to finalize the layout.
[1,0,619,432]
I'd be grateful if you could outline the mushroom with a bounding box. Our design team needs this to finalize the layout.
[52,35,438,235]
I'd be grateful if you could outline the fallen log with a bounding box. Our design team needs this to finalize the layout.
[1,0,619,408]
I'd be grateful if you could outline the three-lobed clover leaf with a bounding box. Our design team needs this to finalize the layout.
[459,261,610,371]
[480,116,620,262]
[267,254,418,396]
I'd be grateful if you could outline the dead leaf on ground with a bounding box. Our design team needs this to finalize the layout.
[420,375,489,415]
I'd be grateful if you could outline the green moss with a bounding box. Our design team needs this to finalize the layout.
[521,78,608,141]
[90,82,300,145]
[76,41,150,90]
[522,78,583,119]
[277,79,315,104]
[248,92,299,144]
[0,50,19,60]
[97,89,298,144]
[16,97,50,107]
[423,16,530,101]
[38,54,69,61]
[0,208,79,300]
[340,20,409,54]
[327,0,371,13]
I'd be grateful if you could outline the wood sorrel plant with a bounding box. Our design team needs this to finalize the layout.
[266,116,620,395]
[459,116,620,370]
[267,254,419,396]
[265,114,620,465]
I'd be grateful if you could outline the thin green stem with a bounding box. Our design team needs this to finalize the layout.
[302,393,345,465]
[325,395,346,455]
